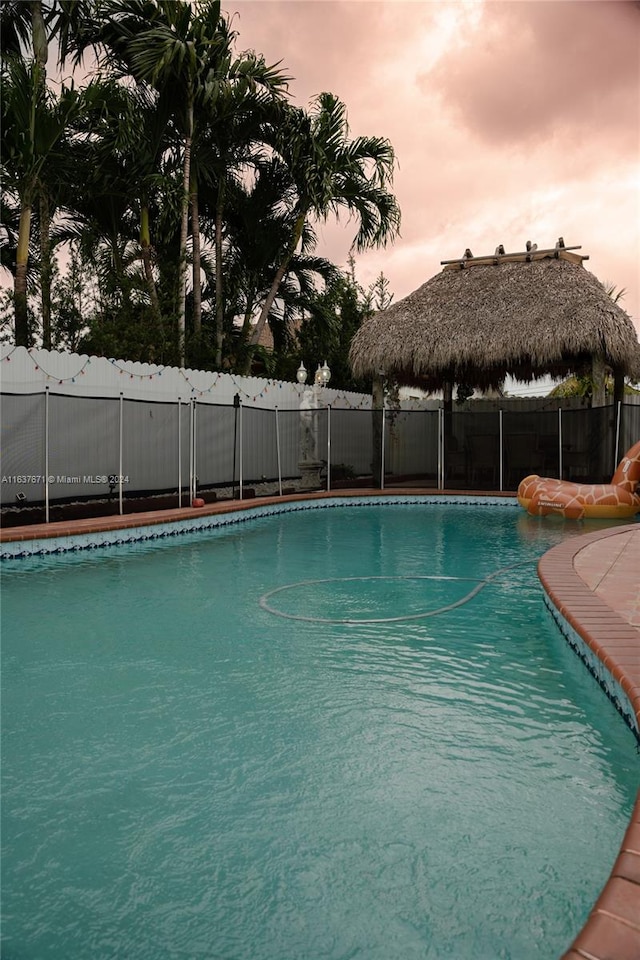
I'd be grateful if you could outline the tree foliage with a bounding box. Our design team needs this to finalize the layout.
[0,0,400,377]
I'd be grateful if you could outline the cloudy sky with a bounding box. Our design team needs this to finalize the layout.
[225,0,640,335]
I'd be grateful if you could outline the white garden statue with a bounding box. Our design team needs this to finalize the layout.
[297,361,330,490]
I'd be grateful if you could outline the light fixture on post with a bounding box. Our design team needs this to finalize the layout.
[316,361,331,388]
[298,359,331,491]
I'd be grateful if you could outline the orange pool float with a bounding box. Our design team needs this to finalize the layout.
[517,440,640,520]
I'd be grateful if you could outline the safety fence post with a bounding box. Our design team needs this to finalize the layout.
[177,398,182,508]
[44,386,50,523]
[189,400,195,503]
[239,401,243,500]
[118,392,124,515]
[558,408,563,480]
[437,407,444,489]
[380,406,386,489]
[499,409,504,491]
[275,406,283,497]
[327,405,332,492]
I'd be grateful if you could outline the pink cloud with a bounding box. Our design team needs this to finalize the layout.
[226,1,640,334]
[427,1,640,155]
[230,0,393,107]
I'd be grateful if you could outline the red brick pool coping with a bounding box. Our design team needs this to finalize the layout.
[2,489,639,959]
[0,487,514,542]
[538,525,640,960]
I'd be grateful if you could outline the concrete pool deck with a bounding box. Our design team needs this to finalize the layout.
[1,488,639,959]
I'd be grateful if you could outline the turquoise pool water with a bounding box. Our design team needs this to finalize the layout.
[1,504,637,960]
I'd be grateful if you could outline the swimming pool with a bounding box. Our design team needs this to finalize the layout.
[2,502,637,960]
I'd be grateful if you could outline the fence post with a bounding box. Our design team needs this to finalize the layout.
[177,399,182,507]
[189,400,195,503]
[372,375,384,489]
[558,408,563,480]
[327,405,331,492]
[381,406,386,489]
[239,400,243,500]
[44,386,50,523]
[438,407,443,489]
[499,409,504,491]
[232,393,240,499]
[275,406,283,496]
[118,392,124,515]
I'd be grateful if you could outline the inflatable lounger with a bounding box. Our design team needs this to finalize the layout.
[517,440,640,520]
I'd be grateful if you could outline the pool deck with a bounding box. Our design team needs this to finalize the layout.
[2,488,639,960]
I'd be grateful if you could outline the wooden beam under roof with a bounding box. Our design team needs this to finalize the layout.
[441,245,589,271]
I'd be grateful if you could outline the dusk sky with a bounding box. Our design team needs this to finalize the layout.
[226,0,640,335]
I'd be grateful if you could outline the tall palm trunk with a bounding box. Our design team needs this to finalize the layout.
[140,203,162,327]
[39,189,52,349]
[242,210,306,373]
[177,99,194,366]
[15,203,32,346]
[110,232,128,303]
[191,182,202,340]
[214,179,225,368]
[239,297,255,340]
[31,1,47,69]
[21,1,48,349]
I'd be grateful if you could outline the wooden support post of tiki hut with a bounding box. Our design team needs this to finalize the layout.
[613,367,625,408]
[372,374,384,488]
[591,352,606,408]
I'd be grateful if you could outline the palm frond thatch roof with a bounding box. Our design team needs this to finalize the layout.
[349,248,640,390]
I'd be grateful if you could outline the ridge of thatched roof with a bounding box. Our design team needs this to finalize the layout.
[349,253,640,390]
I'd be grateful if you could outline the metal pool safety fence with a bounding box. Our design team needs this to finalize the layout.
[1,389,639,520]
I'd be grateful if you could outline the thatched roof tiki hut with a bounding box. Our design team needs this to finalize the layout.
[349,240,640,484]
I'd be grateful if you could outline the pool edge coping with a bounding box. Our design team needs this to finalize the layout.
[539,528,640,960]
[0,489,517,555]
[0,487,517,543]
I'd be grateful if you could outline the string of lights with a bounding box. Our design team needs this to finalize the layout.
[0,347,374,408]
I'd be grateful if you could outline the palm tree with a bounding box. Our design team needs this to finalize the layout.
[1,0,99,347]
[58,111,178,363]
[602,282,627,305]
[0,196,22,277]
[91,0,288,365]
[246,93,400,359]
[3,1,51,347]
[193,82,288,365]
[0,0,99,66]
[220,157,338,367]
[1,57,86,345]
[72,78,174,332]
